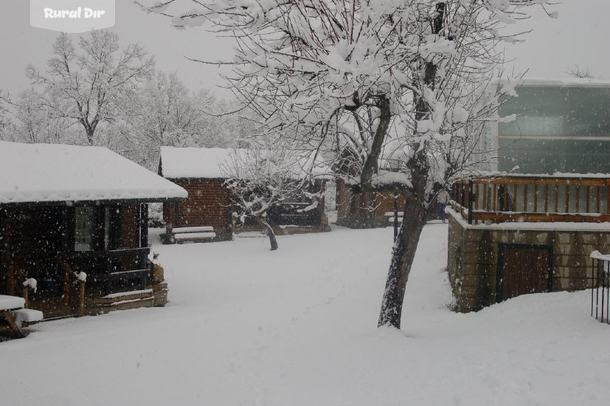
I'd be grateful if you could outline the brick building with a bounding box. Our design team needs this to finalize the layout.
[159,147,329,243]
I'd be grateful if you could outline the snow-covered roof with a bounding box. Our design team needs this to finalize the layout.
[504,0,610,81]
[0,142,187,204]
[160,146,331,179]
[160,147,238,179]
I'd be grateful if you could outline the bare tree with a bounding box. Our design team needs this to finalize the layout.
[140,0,551,329]
[0,91,14,141]
[115,72,217,166]
[223,146,322,251]
[26,31,154,145]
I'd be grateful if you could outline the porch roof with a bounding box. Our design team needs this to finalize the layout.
[0,142,187,204]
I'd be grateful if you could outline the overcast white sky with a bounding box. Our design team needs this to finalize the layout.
[505,0,610,80]
[0,0,609,98]
[0,0,234,97]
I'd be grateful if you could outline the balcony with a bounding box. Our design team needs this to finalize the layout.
[451,174,610,225]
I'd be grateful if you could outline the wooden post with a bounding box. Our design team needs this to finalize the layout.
[473,183,479,211]
[607,180,610,214]
[467,180,474,224]
[513,184,518,212]
[7,263,16,296]
[554,184,559,213]
[595,186,602,214]
[79,280,86,317]
[22,286,29,309]
[63,261,71,307]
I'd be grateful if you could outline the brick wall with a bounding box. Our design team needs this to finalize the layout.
[163,178,232,238]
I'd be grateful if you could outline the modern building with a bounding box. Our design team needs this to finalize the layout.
[159,146,329,243]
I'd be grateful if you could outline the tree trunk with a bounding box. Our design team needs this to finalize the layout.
[258,218,278,251]
[378,198,427,328]
[377,1,446,329]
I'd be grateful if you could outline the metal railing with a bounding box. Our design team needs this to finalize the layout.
[591,251,610,324]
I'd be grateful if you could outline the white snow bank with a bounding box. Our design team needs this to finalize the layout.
[1,225,609,406]
[0,142,187,204]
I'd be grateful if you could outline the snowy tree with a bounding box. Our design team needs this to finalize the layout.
[114,72,250,168]
[0,92,14,141]
[114,72,218,167]
[2,89,78,144]
[140,0,552,329]
[223,145,322,251]
[26,31,154,145]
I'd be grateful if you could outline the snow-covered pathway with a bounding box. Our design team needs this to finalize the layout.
[0,224,609,405]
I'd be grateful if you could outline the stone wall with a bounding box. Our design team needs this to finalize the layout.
[447,210,610,312]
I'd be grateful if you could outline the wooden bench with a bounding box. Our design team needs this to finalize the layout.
[0,295,43,338]
[171,226,217,244]
[384,211,403,227]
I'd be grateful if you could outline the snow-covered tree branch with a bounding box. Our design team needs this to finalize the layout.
[223,145,323,251]
[139,0,552,328]
[25,30,155,145]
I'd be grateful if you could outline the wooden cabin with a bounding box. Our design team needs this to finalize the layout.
[159,147,329,243]
[0,142,187,319]
[448,174,610,312]
[335,179,408,228]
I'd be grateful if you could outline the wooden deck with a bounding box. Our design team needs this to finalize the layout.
[452,174,610,224]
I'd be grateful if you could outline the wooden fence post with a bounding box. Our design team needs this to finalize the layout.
[467,179,474,224]
[79,280,86,317]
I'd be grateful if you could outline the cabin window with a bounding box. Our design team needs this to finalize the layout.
[74,206,96,252]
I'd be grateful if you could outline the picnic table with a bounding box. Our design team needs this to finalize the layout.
[0,295,43,338]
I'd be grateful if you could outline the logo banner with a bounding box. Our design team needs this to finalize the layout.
[30,0,116,33]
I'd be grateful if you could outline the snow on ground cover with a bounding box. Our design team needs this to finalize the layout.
[0,224,609,405]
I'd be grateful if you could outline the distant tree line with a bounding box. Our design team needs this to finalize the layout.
[0,30,248,169]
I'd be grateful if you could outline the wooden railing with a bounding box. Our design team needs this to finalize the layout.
[451,175,610,224]
[66,247,151,294]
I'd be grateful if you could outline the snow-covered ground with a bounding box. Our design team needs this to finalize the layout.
[1,224,609,405]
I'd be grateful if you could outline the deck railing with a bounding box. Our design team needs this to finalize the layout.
[451,175,610,224]
[67,247,151,294]
[591,251,610,324]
